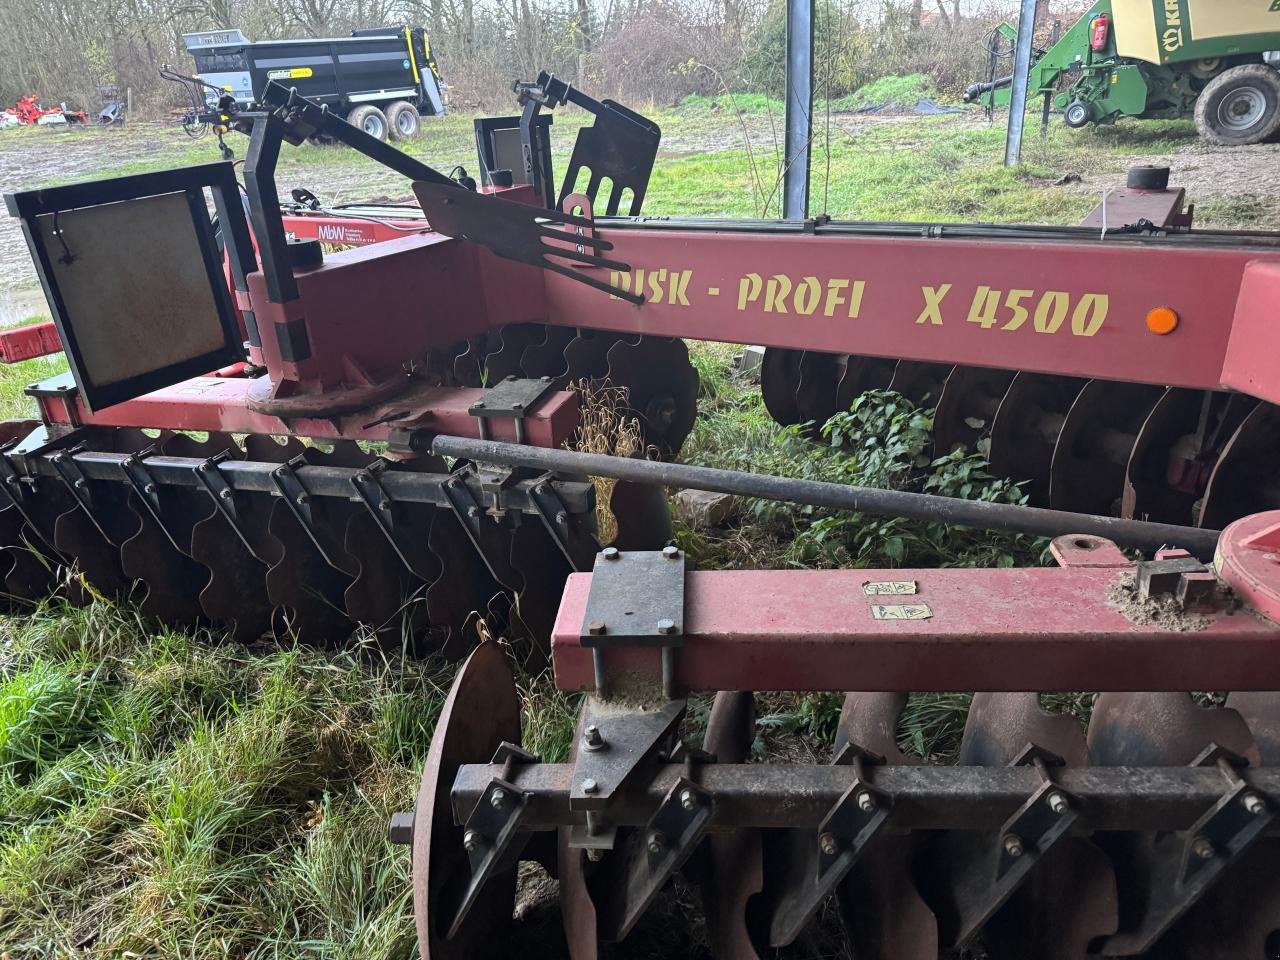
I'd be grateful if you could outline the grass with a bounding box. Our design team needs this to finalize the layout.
[0,96,1270,954]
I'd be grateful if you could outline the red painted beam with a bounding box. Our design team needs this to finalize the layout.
[0,321,61,363]
[551,565,1280,694]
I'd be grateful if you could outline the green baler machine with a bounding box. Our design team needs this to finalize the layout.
[966,0,1280,145]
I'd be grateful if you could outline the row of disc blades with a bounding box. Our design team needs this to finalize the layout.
[760,348,1280,530]
[420,643,1280,959]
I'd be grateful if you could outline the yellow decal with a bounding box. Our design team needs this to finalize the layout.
[267,67,313,80]
[863,581,918,596]
[871,603,933,621]
[915,284,952,325]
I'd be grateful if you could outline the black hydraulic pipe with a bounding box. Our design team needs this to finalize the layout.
[429,435,1223,557]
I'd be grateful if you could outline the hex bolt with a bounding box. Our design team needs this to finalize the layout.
[587,619,607,636]
[646,830,665,854]
[388,811,414,845]
[490,788,507,809]
[587,848,604,862]
[1002,833,1025,858]
[1048,792,1070,815]
[556,511,568,525]
[473,401,486,409]
[583,724,604,749]
[657,618,676,635]
[1191,835,1215,860]
[680,788,697,811]
[295,494,309,505]
[535,484,547,495]
[582,778,599,794]
[463,829,481,853]
[856,790,877,814]
[662,545,679,560]
[144,483,157,494]
[354,474,366,483]
[219,488,233,500]
[74,478,85,489]
[467,505,480,517]
[602,546,620,561]
[819,832,840,856]
[1243,793,1267,816]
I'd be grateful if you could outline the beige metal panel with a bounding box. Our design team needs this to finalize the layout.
[1112,0,1163,64]
[1187,1,1280,41]
[37,191,226,389]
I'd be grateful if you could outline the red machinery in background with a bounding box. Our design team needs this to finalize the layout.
[3,77,1280,957]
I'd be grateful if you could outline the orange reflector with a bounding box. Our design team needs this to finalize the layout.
[1146,307,1179,335]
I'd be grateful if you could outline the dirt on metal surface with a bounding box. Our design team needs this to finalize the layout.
[1105,571,1213,632]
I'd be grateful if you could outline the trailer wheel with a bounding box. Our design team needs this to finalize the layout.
[385,101,420,140]
[1195,63,1280,146]
[347,105,389,141]
[1063,101,1091,128]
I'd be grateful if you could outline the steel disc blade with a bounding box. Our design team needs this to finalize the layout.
[0,507,55,608]
[452,337,491,387]
[701,691,765,960]
[759,347,803,427]
[507,522,574,671]
[520,325,575,383]
[484,322,546,383]
[342,511,431,646]
[887,361,953,409]
[836,693,938,960]
[793,351,841,428]
[607,481,671,551]
[834,355,897,412]
[988,373,1087,507]
[954,694,1118,959]
[426,510,505,660]
[932,366,1017,457]
[1199,402,1280,530]
[564,330,633,383]
[264,443,368,644]
[604,336,699,458]
[1122,390,1256,525]
[119,491,210,628]
[53,497,135,599]
[1227,693,1280,765]
[412,641,522,959]
[1049,381,1164,516]
[1087,693,1259,957]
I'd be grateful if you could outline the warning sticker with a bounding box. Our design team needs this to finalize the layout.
[870,603,933,621]
[863,581,918,596]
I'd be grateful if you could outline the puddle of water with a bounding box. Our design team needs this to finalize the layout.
[0,285,50,327]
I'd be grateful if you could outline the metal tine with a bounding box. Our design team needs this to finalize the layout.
[536,237,627,271]
[538,258,642,304]
[535,221,615,251]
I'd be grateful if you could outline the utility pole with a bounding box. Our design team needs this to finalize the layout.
[1004,0,1039,166]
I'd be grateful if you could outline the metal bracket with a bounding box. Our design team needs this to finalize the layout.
[193,450,266,563]
[469,375,556,444]
[580,547,686,698]
[119,446,187,553]
[767,746,891,947]
[0,440,60,555]
[591,776,714,942]
[269,455,345,569]
[350,459,414,570]
[440,467,517,584]
[447,776,532,938]
[527,476,593,570]
[49,443,94,513]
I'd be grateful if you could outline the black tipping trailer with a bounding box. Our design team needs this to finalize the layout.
[183,26,445,141]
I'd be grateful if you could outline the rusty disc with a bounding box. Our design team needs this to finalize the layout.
[1199,402,1280,530]
[836,692,938,960]
[564,330,633,383]
[605,336,699,458]
[425,509,505,661]
[701,691,765,960]
[988,373,1086,507]
[1049,381,1164,516]
[834,355,897,412]
[608,480,672,551]
[887,361,953,409]
[520,324,575,384]
[793,351,841,429]
[932,366,1017,457]
[759,348,804,427]
[484,322,546,383]
[413,641,522,959]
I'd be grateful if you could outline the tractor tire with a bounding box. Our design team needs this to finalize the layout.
[1063,100,1091,128]
[385,100,421,140]
[347,104,389,142]
[1194,63,1280,146]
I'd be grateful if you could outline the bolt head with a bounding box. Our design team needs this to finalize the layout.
[219,488,233,500]
[1048,792,1070,815]
[74,478,85,488]
[662,545,679,559]
[587,619,606,636]
[646,830,665,854]
[1191,835,1215,860]
[379,500,391,511]
[818,832,840,856]
[679,788,697,811]
[473,401,486,409]
[556,511,567,524]
[602,546,620,561]
[490,788,506,809]
[535,483,547,495]
[856,790,877,814]
[144,483,157,494]
[463,829,481,853]
[582,778,598,794]
[587,848,604,862]
[583,724,603,747]
[656,618,676,635]
[1243,793,1267,816]
[1002,833,1025,858]
[467,505,480,517]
